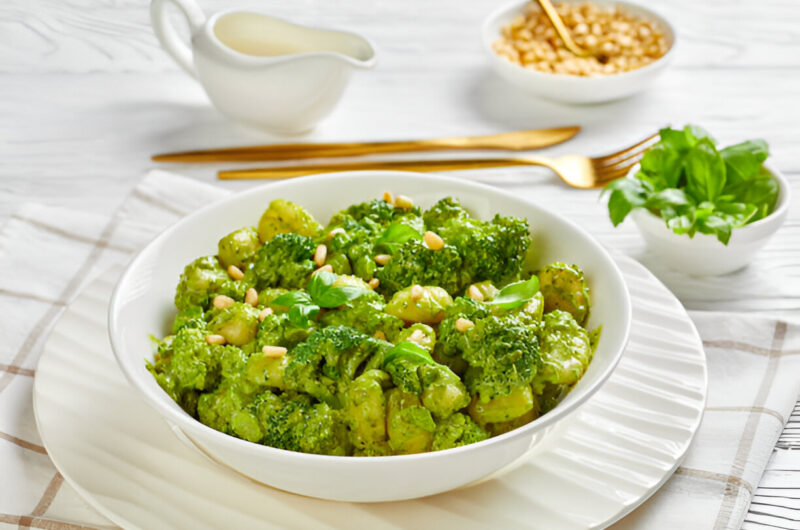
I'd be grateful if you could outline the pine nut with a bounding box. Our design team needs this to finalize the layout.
[262,345,288,358]
[315,264,333,274]
[205,334,226,345]
[410,284,423,301]
[213,295,235,310]
[368,278,380,289]
[467,285,484,302]
[328,227,346,239]
[424,231,444,251]
[394,195,413,210]
[258,307,274,322]
[374,254,391,266]
[314,244,327,267]
[245,288,258,306]
[373,330,387,341]
[227,264,244,281]
[382,191,394,204]
[455,318,474,333]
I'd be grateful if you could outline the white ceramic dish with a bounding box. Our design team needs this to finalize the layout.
[151,0,376,134]
[38,258,705,529]
[482,0,676,104]
[108,171,631,502]
[629,163,791,276]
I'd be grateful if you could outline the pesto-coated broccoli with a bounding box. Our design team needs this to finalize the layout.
[283,326,390,407]
[252,233,316,289]
[253,391,349,455]
[432,413,489,451]
[171,305,205,334]
[174,256,244,311]
[461,316,541,402]
[422,197,470,232]
[319,290,404,341]
[376,239,464,295]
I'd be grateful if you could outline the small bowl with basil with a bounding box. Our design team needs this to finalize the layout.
[605,125,791,276]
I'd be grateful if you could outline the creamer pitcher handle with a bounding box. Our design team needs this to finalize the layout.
[150,0,205,77]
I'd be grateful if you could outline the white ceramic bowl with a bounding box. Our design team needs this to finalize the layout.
[482,0,676,103]
[109,171,631,502]
[630,163,791,276]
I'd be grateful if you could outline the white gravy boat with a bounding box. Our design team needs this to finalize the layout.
[151,0,377,134]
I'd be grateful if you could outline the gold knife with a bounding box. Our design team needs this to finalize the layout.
[153,126,580,163]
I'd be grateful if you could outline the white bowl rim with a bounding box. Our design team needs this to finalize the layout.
[482,0,677,81]
[626,160,791,236]
[108,170,631,464]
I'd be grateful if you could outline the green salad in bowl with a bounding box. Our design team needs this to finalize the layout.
[147,194,600,456]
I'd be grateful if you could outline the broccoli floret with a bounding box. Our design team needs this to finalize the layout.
[255,391,348,455]
[422,197,470,232]
[462,316,541,402]
[174,256,244,311]
[376,239,464,295]
[195,345,257,434]
[532,310,593,393]
[319,290,404,341]
[283,326,390,407]
[208,302,260,346]
[153,327,222,397]
[344,198,422,227]
[256,311,311,350]
[252,233,316,289]
[437,214,530,288]
[171,305,206,334]
[433,297,492,374]
[432,413,489,451]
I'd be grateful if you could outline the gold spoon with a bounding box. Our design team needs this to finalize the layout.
[535,0,609,62]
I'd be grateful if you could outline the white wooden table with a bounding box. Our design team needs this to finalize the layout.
[2,0,798,527]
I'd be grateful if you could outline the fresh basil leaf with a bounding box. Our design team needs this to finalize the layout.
[725,170,779,221]
[272,290,312,308]
[684,139,726,202]
[603,177,647,226]
[487,276,540,310]
[383,341,435,369]
[640,144,683,188]
[375,223,422,253]
[720,139,768,185]
[715,202,758,227]
[315,285,368,308]
[684,125,715,145]
[645,188,690,210]
[658,127,693,153]
[287,303,319,328]
[699,214,733,245]
[667,214,694,235]
[307,270,336,302]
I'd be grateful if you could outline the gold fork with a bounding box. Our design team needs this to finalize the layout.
[218,132,659,188]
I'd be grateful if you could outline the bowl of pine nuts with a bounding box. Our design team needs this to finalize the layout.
[483,0,675,103]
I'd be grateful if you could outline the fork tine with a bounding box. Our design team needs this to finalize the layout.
[593,155,646,186]
[593,141,652,169]
[592,131,660,165]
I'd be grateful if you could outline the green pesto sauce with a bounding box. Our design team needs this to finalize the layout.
[147,196,599,456]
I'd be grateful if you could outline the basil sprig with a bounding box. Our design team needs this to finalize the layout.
[486,276,540,310]
[382,340,436,369]
[604,125,777,245]
[272,270,369,328]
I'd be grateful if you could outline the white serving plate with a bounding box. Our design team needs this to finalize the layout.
[107,171,632,502]
[33,256,706,529]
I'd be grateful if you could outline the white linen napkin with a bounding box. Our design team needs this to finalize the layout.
[0,169,797,529]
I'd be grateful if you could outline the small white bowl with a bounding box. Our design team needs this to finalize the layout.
[109,171,631,502]
[482,0,676,103]
[630,163,791,276]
